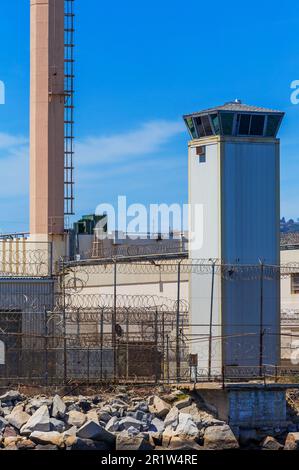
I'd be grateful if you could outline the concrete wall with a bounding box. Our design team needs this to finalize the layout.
[188,140,222,371]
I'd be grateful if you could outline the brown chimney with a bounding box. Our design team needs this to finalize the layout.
[30,0,65,237]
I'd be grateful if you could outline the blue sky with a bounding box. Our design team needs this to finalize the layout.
[0,0,299,232]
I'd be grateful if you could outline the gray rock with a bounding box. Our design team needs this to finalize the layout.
[0,391,22,403]
[116,434,154,451]
[77,420,115,445]
[67,404,81,412]
[21,405,51,435]
[150,396,171,418]
[175,413,199,437]
[50,418,65,433]
[63,426,77,437]
[29,398,52,409]
[164,407,179,429]
[65,410,87,429]
[68,438,110,451]
[175,397,192,410]
[149,418,165,433]
[98,411,112,423]
[132,401,149,413]
[118,417,145,432]
[261,436,283,451]
[0,416,8,432]
[204,425,239,450]
[105,416,119,432]
[51,395,66,419]
[6,405,30,430]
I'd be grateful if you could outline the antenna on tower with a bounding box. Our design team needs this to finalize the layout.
[64,0,75,218]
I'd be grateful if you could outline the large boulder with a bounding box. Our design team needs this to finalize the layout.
[30,431,64,447]
[105,416,119,432]
[167,436,203,450]
[149,396,171,419]
[116,434,154,451]
[51,395,66,419]
[65,410,87,429]
[77,420,115,445]
[50,418,66,433]
[20,405,51,435]
[284,432,299,450]
[175,397,192,410]
[261,436,283,451]
[0,391,22,403]
[86,410,99,423]
[204,425,239,450]
[164,407,179,429]
[6,405,30,430]
[17,439,36,450]
[118,417,145,432]
[149,418,165,433]
[174,413,199,437]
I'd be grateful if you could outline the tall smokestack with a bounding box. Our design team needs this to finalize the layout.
[30,0,65,238]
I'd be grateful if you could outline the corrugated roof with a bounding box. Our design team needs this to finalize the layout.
[185,101,284,117]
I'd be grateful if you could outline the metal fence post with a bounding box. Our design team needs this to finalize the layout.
[44,307,48,387]
[208,260,216,380]
[113,259,117,381]
[100,308,104,381]
[176,261,182,382]
[166,334,170,384]
[61,258,67,385]
[259,259,264,375]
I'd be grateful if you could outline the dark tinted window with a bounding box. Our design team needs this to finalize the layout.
[220,113,234,135]
[210,113,220,134]
[201,115,213,136]
[238,114,251,135]
[250,115,265,136]
[194,116,205,137]
[265,115,281,137]
[184,118,197,139]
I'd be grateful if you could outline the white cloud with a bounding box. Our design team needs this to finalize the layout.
[0,133,29,197]
[76,120,185,166]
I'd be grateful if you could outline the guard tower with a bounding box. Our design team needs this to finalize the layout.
[184,101,284,374]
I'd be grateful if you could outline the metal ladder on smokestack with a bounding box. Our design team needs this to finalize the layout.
[64,0,75,219]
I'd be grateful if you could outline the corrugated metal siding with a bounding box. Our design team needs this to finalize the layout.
[222,141,280,366]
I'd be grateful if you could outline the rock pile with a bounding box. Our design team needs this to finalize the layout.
[0,388,296,450]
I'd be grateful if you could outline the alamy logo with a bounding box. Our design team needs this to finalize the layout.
[0,81,5,104]
[290,80,299,105]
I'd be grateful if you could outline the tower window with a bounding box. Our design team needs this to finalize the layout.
[210,113,220,134]
[194,116,205,137]
[201,115,213,136]
[196,146,206,163]
[250,115,265,136]
[238,114,251,135]
[220,113,234,135]
[265,115,281,137]
[184,117,197,139]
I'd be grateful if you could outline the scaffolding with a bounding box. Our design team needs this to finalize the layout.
[64,0,75,217]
